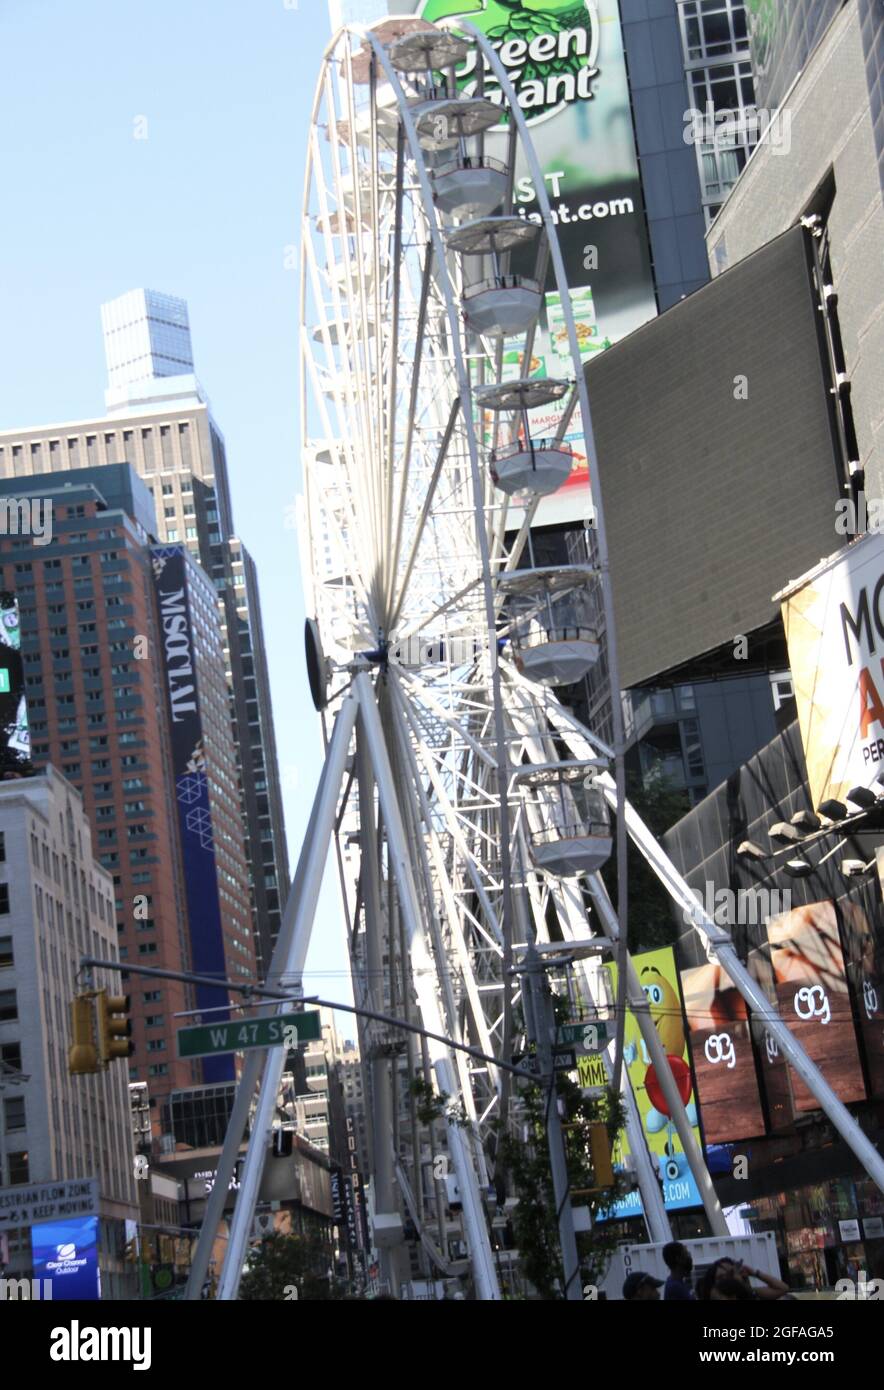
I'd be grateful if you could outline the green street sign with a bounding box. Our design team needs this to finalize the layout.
[557,1021,609,1054]
[0,670,9,694]
[177,1010,322,1060]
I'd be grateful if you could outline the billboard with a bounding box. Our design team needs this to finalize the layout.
[680,960,766,1143]
[407,0,658,526]
[841,895,884,1099]
[151,547,232,1085]
[591,224,840,689]
[0,593,30,772]
[596,946,704,1219]
[779,532,884,811]
[31,1216,100,1301]
[747,943,797,1132]
[765,902,866,1112]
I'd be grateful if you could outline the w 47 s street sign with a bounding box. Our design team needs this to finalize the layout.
[177,1010,322,1060]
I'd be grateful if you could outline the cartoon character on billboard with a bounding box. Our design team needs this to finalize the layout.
[624,964,698,1181]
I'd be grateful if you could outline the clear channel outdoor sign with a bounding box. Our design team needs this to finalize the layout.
[407,0,659,526]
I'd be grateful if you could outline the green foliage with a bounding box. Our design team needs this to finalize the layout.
[497,1068,628,1300]
[409,1075,469,1127]
[238,1232,334,1302]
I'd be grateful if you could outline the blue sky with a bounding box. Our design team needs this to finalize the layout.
[0,0,355,1022]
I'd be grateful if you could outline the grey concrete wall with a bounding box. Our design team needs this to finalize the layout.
[708,0,884,498]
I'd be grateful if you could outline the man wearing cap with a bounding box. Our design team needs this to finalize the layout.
[622,1272,664,1301]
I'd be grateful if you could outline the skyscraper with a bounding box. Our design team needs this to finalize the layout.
[101,289,194,405]
[0,292,289,975]
[0,467,236,1104]
[0,767,140,1297]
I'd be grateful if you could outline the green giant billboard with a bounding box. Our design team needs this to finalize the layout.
[403,0,658,525]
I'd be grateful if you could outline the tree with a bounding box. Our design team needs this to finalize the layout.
[238,1232,334,1301]
[497,1008,628,1302]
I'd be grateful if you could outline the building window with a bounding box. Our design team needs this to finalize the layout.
[0,990,18,1022]
[7,1151,29,1185]
[0,937,13,969]
[0,884,9,915]
[3,1096,25,1132]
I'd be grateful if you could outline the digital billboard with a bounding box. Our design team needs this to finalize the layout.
[680,960,766,1144]
[590,224,841,690]
[841,896,884,1099]
[31,1216,100,1301]
[596,946,704,1219]
[405,0,658,526]
[765,902,866,1112]
[151,548,232,1084]
[746,943,796,1132]
[0,592,30,773]
[779,532,884,812]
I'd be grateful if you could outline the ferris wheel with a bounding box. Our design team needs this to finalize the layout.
[187,12,884,1305]
[294,12,664,1300]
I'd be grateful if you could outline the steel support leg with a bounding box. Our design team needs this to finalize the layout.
[354,670,501,1300]
[214,693,359,1300]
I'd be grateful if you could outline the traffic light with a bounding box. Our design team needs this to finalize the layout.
[96,990,134,1065]
[124,1238,138,1263]
[68,994,100,1075]
[589,1123,614,1188]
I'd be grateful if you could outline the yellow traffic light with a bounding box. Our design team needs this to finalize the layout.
[589,1123,614,1188]
[68,994,100,1075]
[96,990,134,1065]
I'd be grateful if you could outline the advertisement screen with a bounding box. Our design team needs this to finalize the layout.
[31,1216,100,1301]
[779,532,884,810]
[841,894,884,1099]
[408,0,658,526]
[596,946,704,1219]
[747,944,796,1132]
[0,592,30,772]
[151,548,232,1084]
[680,960,766,1143]
[765,902,866,1112]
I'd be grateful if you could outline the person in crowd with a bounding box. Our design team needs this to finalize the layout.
[622,1272,664,1301]
[662,1241,695,1300]
[696,1265,753,1301]
[713,1256,790,1301]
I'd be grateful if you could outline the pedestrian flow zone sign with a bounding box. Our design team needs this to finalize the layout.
[177,1010,322,1060]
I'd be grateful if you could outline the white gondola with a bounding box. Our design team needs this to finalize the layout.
[520,766,613,878]
[447,216,543,337]
[461,275,542,336]
[409,94,502,150]
[499,566,600,687]
[389,29,471,74]
[432,155,508,218]
[490,437,575,497]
